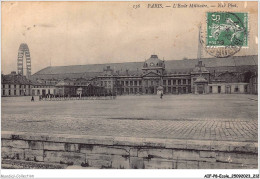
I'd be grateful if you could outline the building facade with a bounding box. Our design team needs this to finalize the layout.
[97,55,194,95]
[92,55,256,95]
[2,55,258,97]
[1,71,32,97]
[30,55,258,96]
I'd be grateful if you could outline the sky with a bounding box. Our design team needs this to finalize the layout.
[1,1,258,75]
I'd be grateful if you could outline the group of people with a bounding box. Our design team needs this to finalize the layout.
[31,93,117,101]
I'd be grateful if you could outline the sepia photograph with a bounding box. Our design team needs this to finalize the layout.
[1,1,259,177]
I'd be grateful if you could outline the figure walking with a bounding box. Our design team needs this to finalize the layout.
[31,96,34,102]
[160,92,163,99]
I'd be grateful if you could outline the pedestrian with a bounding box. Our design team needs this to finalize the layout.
[31,96,34,102]
[160,92,163,99]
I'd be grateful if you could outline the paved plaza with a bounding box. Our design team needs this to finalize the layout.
[1,94,258,142]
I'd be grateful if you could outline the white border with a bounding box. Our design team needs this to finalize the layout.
[0,0,259,179]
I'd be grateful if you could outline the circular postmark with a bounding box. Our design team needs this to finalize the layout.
[200,12,247,58]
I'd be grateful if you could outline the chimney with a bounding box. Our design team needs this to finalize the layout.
[198,60,202,67]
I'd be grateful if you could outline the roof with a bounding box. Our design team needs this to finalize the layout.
[144,55,164,67]
[2,73,32,85]
[32,55,258,79]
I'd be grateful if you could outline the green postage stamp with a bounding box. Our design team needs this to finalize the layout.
[207,12,248,47]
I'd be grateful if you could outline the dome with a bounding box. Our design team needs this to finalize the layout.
[144,55,164,68]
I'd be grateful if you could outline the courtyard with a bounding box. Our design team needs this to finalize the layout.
[1,94,258,142]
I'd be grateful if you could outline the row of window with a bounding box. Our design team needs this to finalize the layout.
[120,81,142,86]
[33,86,53,88]
[116,86,190,94]
[101,80,143,87]
[2,89,26,96]
[163,79,191,85]
[163,87,190,93]
[32,89,56,95]
[100,79,192,87]
[2,84,31,89]
[208,85,247,93]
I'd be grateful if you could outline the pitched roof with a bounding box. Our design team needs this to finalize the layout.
[32,55,258,79]
[2,73,32,85]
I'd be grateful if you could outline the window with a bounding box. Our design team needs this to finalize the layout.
[168,80,171,85]
[9,85,11,89]
[163,80,166,85]
[235,85,239,92]
[178,80,181,85]
[183,87,186,93]
[168,87,171,93]
[14,90,16,95]
[151,81,153,85]
[14,85,16,88]
[244,85,248,93]
[209,86,212,93]
[121,81,124,86]
[139,88,142,93]
[134,81,137,86]
[9,90,11,95]
[139,81,142,86]
[188,79,191,84]
[126,81,129,86]
[218,86,221,93]
[130,81,133,86]
[183,79,186,84]
[3,90,5,95]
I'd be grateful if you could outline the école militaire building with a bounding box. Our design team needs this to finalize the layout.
[23,54,258,97]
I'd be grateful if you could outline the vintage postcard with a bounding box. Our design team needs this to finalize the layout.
[1,1,259,178]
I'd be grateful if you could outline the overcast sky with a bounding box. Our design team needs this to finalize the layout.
[2,1,258,74]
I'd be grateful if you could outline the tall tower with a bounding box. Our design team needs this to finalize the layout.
[17,43,31,78]
[197,24,203,60]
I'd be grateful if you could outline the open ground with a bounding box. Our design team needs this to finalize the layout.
[1,94,258,142]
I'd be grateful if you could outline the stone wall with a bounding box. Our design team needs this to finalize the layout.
[1,131,258,169]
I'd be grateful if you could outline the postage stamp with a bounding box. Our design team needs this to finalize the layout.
[206,12,248,47]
